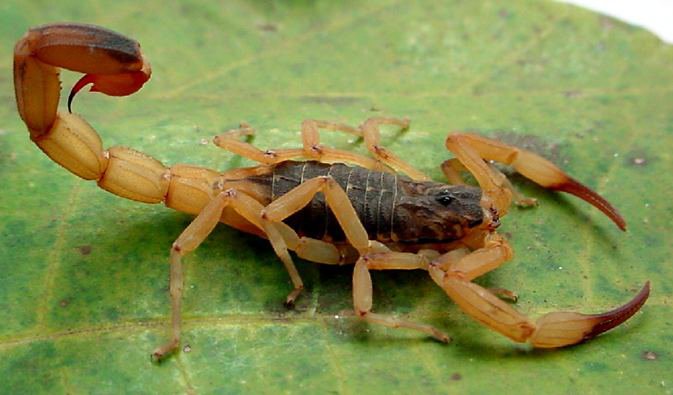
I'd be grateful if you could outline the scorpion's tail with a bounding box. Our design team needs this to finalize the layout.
[14,23,218,212]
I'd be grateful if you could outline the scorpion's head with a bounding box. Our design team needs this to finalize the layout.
[394,181,485,243]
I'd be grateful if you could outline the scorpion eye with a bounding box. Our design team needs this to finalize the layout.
[436,191,455,206]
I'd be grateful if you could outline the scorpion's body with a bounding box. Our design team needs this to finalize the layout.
[249,160,483,244]
[13,23,650,361]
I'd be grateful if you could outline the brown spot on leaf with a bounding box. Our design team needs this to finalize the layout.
[257,23,278,32]
[59,299,69,308]
[641,351,658,361]
[563,90,582,98]
[451,373,462,381]
[625,148,651,167]
[300,95,364,106]
[76,245,92,255]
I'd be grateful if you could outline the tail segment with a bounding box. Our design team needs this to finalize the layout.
[14,23,219,213]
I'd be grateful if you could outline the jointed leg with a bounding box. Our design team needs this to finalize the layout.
[213,118,429,180]
[262,175,448,341]
[445,133,625,229]
[213,121,382,170]
[359,117,429,180]
[221,192,305,305]
[153,191,231,361]
[441,158,468,186]
[263,176,370,252]
[213,123,304,165]
[302,118,430,181]
[352,251,451,342]
[152,189,306,360]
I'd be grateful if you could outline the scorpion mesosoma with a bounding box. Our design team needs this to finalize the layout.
[14,23,650,361]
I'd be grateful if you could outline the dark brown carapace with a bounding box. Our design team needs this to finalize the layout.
[246,161,484,244]
[14,22,649,361]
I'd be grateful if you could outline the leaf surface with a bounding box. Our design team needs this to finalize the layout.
[1,1,671,393]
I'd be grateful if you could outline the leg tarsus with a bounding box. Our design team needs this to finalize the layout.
[151,338,179,363]
[353,256,450,343]
[361,312,451,343]
[152,193,229,361]
[359,117,428,180]
[284,285,304,308]
[489,287,519,303]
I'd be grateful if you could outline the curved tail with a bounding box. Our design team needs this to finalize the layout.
[14,23,221,212]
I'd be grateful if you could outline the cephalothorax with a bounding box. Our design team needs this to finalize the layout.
[14,23,649,361]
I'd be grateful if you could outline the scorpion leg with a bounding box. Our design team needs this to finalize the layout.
[153,188,312,360]
[213,121,383,170]
[153,190,232,361]
[299,119,384,171]
[446,133,625,229]
[352,251,451,342]
[440,158,468,185]
[213,123,305,165]
[301,118,429,180]
[427,234,650,347]
[358,117,429,180]
[221,191,306,306]
[262,176,450,341]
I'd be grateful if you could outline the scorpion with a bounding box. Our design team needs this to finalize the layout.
[14,23,650,361]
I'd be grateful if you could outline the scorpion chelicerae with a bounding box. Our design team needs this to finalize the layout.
[13,23,649,361]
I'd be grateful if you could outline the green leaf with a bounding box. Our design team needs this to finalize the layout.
[1,1,671,393]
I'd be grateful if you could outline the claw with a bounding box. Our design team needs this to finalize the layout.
[445,133,627,230]
[549,176,626,231]
[530,281,650,348]
[430,264,650,348]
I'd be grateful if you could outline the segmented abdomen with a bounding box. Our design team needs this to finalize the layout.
[271,161,400,242]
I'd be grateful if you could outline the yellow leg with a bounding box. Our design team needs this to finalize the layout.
[213,121,382,170]
[152,188,308,360]
[214,117,429,180]
[359,117,429,181]
[302,118,429,180]
[213,123,304,165]
[262,175,451,341]
[152,191,231,361]
[440,158,468,186]
[352,252,451,342]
